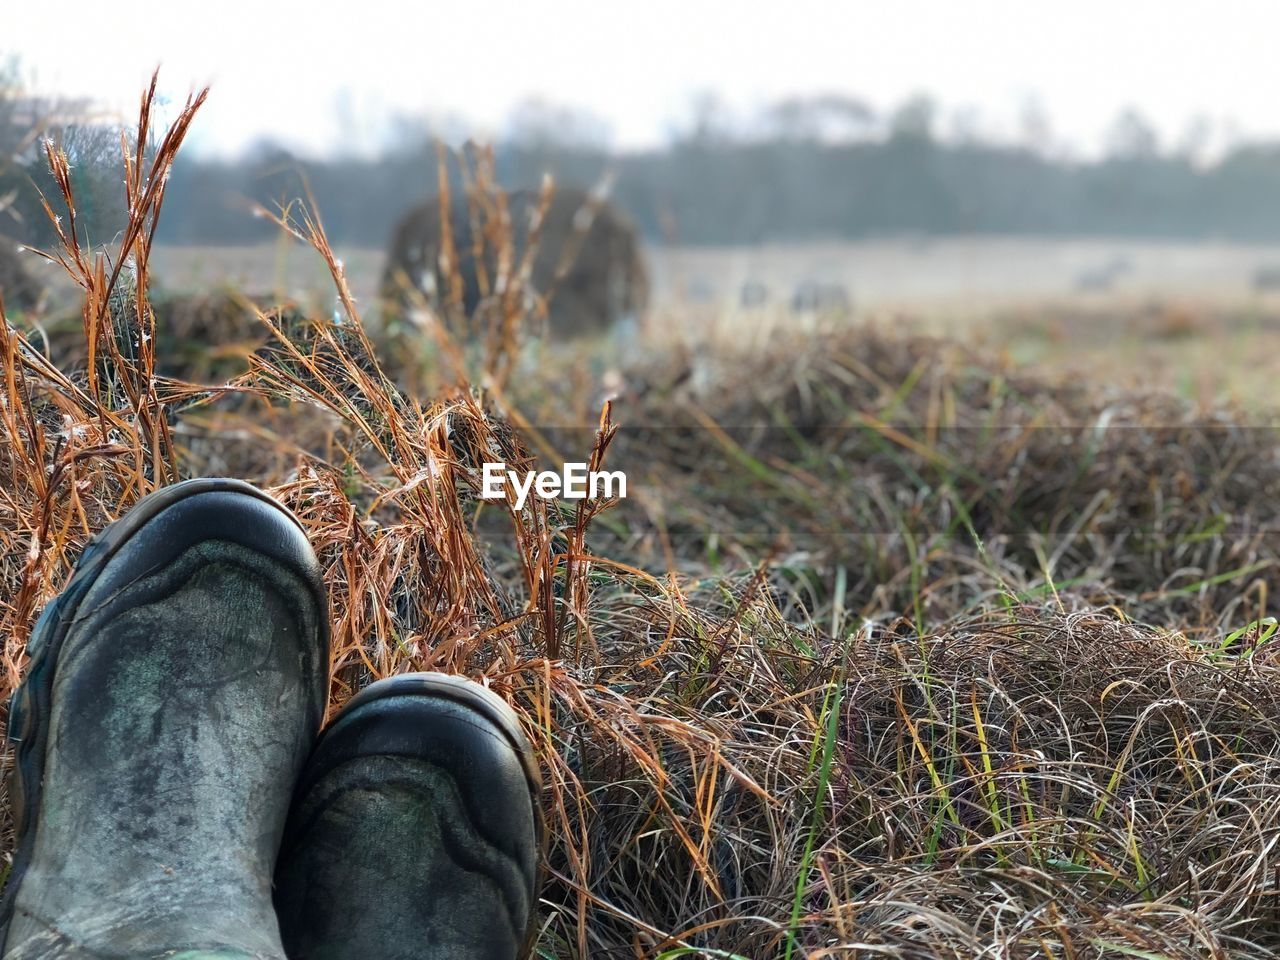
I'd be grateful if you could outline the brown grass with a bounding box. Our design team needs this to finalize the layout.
[2,75,1280,959]
[608,326,1280,637]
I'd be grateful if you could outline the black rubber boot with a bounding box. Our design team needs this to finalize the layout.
[0,478,330,960]
[274,673,542,960]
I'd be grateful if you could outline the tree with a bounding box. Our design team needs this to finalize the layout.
[1018,96,1054,155]
[889,95,937,143]
[1105,108,1159,160]
[505,98,613,151]
[0,59,126,246]
[761,94,875,143]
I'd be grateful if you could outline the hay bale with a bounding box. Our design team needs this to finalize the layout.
[0,240,43,314]
[380,186,648,339]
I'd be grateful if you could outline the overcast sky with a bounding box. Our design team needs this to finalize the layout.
[6,0,1278,158]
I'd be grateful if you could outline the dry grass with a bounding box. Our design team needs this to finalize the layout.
[2,76,1280,959]
[607,326,1280,637]
[977,299,1280,413]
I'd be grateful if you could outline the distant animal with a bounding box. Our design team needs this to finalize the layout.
[0,240,44,314]
[739,281,769,308]
[1253,264,1280,292]
[381,186,648,339]
[1074,255,1133,293]
[684,277,717,305]
[790,281,851,313]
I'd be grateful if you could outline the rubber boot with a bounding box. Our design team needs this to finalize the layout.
[274,673,541,960]
[1,478,330,960]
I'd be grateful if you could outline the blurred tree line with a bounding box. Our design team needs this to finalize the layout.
[8,73,1280,249]
[0,58,130,247]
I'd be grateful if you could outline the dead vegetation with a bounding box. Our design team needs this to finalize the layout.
[1,76,1280,959]
[0,241,41,314]
[607,328,1280,637]
[380,159,648,349]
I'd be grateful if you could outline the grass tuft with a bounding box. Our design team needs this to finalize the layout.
[1,76,1280,958]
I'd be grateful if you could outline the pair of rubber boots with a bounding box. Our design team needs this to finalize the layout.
[0,479,541,960]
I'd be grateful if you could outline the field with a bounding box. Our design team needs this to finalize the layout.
[5,92,1280,959]
[139,237,1280,413]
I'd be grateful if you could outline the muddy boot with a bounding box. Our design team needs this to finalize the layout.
[274,673,542,960]
[1,478,331,960]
